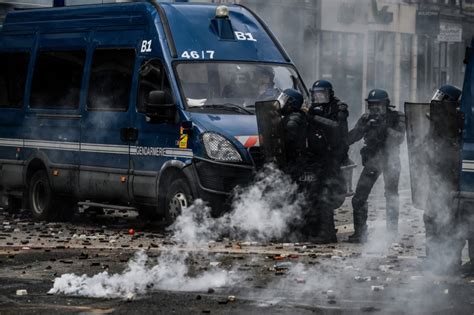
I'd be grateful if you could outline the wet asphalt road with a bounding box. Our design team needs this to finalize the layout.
[0,190,473,314]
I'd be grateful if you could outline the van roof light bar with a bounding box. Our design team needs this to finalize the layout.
[215,5,229,19]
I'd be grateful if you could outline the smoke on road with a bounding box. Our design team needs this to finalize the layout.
[49,164,305,299]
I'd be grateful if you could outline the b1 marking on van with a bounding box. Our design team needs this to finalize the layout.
[235,32,257,42]
[181,50,215,59]
[141,40,152,53]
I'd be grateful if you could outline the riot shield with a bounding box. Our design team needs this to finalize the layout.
[430,100,462,145]
[405,102,431,210]
[430,100,462,186]
[405,101,462,211]
[255,100,287,168]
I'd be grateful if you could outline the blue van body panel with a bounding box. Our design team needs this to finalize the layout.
[3,3,151,34]
[460,37,474,192]
[160,3,287,63]
[0,2,300,213]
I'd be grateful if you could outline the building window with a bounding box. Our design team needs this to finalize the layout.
[416,35,433,101]
[400,34,413,102]
[0,52,30,108]
[367,31,395,99]
[87,49,135,112]
[30,51,86,109]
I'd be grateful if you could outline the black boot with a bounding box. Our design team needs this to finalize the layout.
[461,262,474,276]
[348,213,368,243]
[347,227,368,243]
[309,231,337,244]
[308,208,337,244]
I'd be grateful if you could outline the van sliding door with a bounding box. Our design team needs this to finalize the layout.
[79,43,136,201]
[26,33,87,197]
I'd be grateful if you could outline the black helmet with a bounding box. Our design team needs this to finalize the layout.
[366,89,390,104]
[431,85,462,102]
[310,80,334,105]
[366,89,390,116]
[280,88,304,114]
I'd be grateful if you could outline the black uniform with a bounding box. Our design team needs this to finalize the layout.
[424,135,463,270]
[348,109,406,237]
[282,110,307,164]
[304,97,349,241]
[424,97,464,272]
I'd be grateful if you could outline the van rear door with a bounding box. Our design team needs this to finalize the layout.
[0,35,33,192]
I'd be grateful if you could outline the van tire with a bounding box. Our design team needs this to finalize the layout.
[164,178,193,224]
[28,170,61,221]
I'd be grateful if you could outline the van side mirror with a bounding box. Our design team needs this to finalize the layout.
[145,90,176,124]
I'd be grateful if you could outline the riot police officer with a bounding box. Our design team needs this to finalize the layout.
[347,89,406,243]
[304,80,349,243]
[424,84,465,273]
[280,88,307,164]
[256,66,280,100]
[431,84,462,103]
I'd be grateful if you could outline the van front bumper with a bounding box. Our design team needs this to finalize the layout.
[185,157,256,215]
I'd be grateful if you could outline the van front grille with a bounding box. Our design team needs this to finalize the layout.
[195,160,253,193]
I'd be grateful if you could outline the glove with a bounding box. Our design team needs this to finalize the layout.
[368,115,386,127]
[309,105,325,117]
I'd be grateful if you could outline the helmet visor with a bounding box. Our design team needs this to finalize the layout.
[311,89,330,104]
[367,102,386,116]
[277,92,290,108]
[431,89,447,102]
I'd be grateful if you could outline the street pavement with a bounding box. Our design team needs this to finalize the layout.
[0,185,473,314]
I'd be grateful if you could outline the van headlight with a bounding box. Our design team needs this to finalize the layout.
[202,132,242,162]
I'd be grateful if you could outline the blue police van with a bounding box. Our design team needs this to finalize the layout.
[0,1,308,221]
[456,37,474,223]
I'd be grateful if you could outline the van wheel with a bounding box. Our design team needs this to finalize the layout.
[165,178,193,223]
[28,170,60,221]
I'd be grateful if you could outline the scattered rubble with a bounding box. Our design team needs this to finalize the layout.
[16,289,27,296]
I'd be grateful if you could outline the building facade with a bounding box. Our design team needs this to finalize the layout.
[215,0,474,120]
[1,0,473,119]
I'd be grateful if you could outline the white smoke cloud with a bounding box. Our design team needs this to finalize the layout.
[49,163,304,299]
[170,199,217,246]
[170,164,305,244]
[48,250,234,298]
[224,164,305,241]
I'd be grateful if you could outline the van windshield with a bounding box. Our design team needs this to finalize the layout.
[175,62,307,111]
